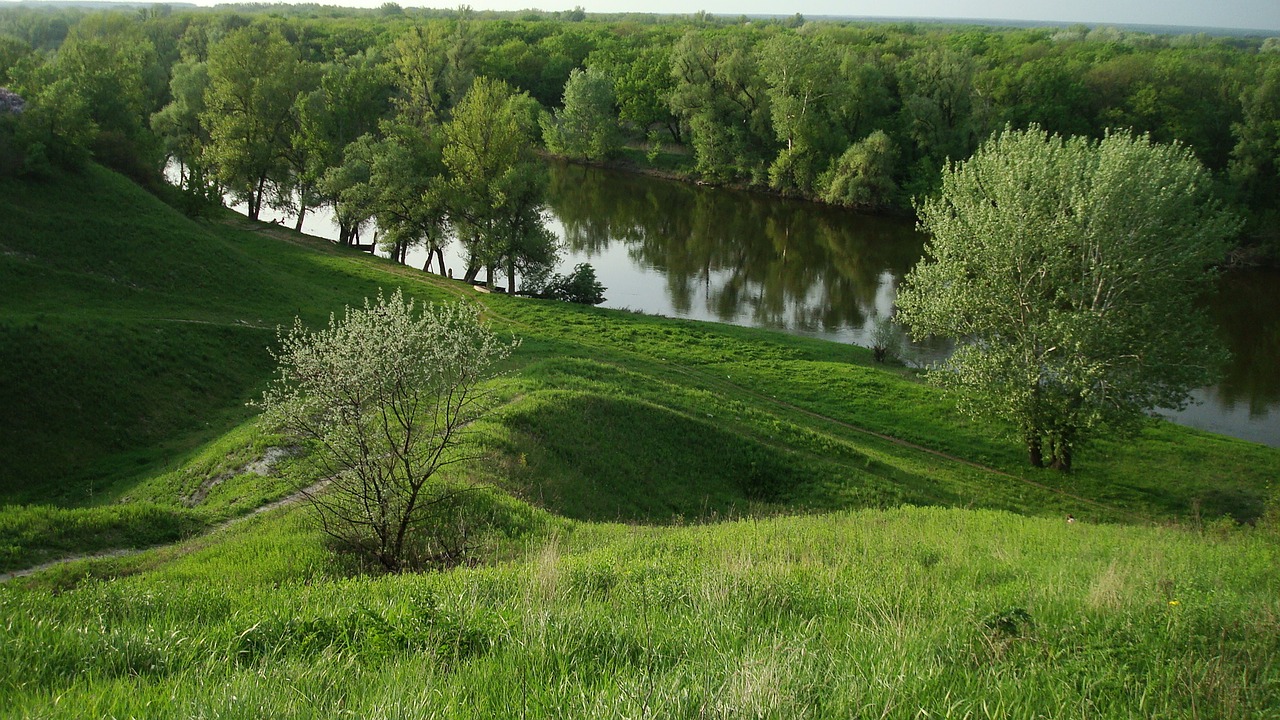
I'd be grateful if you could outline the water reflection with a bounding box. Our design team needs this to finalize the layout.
[547,162,938,354]
[1208,271,1280,417]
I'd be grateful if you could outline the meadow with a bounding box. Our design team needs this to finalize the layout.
[1,165,1278,717]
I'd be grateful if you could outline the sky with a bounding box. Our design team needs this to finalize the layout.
[174,0,1280,32]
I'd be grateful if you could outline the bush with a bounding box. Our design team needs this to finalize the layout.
[258,290,518,573]
[531,263,606,305]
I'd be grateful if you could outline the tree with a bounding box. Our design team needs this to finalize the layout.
[289,53,391,231]
[202,25,308,220]
[531,262,606,305]
[389,22,475,128]
[896,126,1238,471]
[668,30,774,185]
[819,130,898,210]
[258,290,517,573]
[367,124,450,269]
[152,58,213,196]
[1230,62,1280,249]
[759,32,841,195]
[541,66,621,162]
[443,76,550,288]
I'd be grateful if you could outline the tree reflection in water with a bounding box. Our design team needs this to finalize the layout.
[547,160,938,355]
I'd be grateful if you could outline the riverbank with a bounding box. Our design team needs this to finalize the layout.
[3,163,1278,536]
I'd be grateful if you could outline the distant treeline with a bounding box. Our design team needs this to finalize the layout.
[1,4,1277,259]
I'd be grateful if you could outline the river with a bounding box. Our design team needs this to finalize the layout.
[230,161,1280,448]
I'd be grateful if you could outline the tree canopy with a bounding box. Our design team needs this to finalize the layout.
[896,126,1239,471]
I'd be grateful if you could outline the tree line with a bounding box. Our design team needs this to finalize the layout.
[1,4,1278,270]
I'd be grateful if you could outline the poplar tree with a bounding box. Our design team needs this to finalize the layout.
[897,126,1238,471]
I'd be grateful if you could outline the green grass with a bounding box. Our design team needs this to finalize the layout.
[1,164,1279,716]
[1,505,1276,717]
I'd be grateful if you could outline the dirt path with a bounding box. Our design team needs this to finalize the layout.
[0,477,331,584]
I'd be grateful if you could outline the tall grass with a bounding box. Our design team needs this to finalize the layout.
[2,507,1276,717]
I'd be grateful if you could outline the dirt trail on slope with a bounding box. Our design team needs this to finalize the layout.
[0,477,331,584]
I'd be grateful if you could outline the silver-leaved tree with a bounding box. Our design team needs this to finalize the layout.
[259,289,516,572]
[897,126,1238,471]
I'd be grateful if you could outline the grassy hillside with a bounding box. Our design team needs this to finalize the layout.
[1,166,1278,716]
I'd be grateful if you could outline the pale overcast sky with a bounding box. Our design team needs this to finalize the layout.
[220,0,1280,32]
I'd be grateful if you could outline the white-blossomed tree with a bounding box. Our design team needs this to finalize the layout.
[259,289,517,572]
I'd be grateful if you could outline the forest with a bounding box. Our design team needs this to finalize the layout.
[1,2,1278,276]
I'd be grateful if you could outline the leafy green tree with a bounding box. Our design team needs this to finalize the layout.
[201,25,308,220]
[819,130,898,210]
[533,262,606,305]
[541,66,621,162]
[897,126,1238,471]
[759,32,841,195]
[320,133,379,246]
[1230,62,1280,251]
[897,47,982,190]
[669,30,774,185]
[443,76,550,288]
[258,290,517,573]
[830,52,894,149]
[14,76,96,173]
[0,33,31,85]
[370,124,450,268]
[151,59,213,195]
[389,21,475,128]
[44,15,161,179]
[289,52,391,230]
[591,43,680,142]
[985,54,1095,138]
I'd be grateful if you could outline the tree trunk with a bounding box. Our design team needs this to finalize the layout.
[1049,448,1072,472]
[294,205,307,232]
[1027,434,1044,468]
[507,258,516,294]
[250,175,267,220]
[1048,435,1073,472]
[435,248,445,276]
[485,264,494,290]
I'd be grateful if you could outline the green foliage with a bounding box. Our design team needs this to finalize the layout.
[819,130,898,209]
[898,126,1239,470]
[444,76,553,288]
[760,32,843,195]
[541,66,621,162]
[12,76,95,174]
[1230,62,1280,257]
[201,24,309,219]
[529,262,606,305]
[668,29,775,185]
[389,22,475,127]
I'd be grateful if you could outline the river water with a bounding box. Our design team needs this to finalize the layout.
[230,161,1280,448]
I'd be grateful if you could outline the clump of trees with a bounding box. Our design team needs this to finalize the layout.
[2,4,1277,261]
[896,126,1238,471]
[258,290,517,572]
